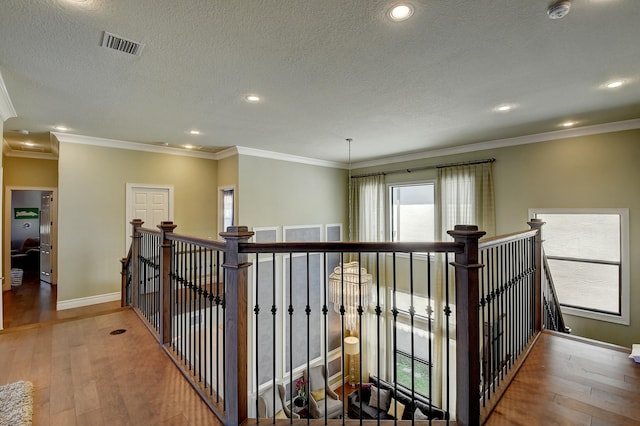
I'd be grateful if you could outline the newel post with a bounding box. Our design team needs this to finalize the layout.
[528,219,545,333]
[220,226,254,425]
[130,219,144,309]
[448,225,486,426]
[159,221,177,345]
[120,256,128,307]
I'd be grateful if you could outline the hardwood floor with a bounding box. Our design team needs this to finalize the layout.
[1,273,221,425]
[0,308,222,425]
[2,273,121,329]
[486,331,640,426]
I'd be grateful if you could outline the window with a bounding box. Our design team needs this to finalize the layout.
[220,188,234,232]
[390,291,433,397]
[390,183,435,242]
[530,208,629,324]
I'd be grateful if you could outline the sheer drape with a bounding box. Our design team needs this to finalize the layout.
[350,175,386,382]
[432,162,495,414]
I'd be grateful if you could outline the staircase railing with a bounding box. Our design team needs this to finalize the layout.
[541,252,571,334]
[121,220,546,426]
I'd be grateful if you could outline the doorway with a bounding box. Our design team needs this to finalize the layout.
[2,187,58,328]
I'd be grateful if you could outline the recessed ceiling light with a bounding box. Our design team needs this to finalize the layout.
[54,125,69,131]
[245,95,261,103]
[605,80,624,89]
[494,104,515,112]
[561,121,577,127]
[389,3,414,21]
[189,130,201,135]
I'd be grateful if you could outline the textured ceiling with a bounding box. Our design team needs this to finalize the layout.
[1,0,639,163]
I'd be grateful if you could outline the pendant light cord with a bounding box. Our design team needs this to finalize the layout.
[347,138,352,242]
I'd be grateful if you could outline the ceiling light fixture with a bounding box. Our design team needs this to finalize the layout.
[189,130,201,135]
[389,3,414,21]
[605,80,624,89]
[183,144,195,149]
[561,121,577,127]
[494,104,515,112]
[54,126,69,131]
[245,95,261,103]
[547,0,571,19]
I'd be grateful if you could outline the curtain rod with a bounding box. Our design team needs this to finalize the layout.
[350,158,495,179]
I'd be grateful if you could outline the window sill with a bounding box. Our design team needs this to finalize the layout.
[561,305,629,326]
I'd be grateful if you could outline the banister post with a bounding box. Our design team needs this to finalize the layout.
[220,225,254,425]
[130,219,144,309]
[159,221,177,345]
[448,225,486,426]
[120,256,128,307]
[528,219,545,333]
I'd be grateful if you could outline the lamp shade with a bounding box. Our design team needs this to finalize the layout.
[344,336,359,355]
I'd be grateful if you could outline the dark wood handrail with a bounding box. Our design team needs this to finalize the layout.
[167,232,226,251]
[240,241,465,254]
[542,250,570,333]
[479,229,538,250]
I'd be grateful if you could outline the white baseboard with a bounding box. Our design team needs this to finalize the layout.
[56,291,121,311]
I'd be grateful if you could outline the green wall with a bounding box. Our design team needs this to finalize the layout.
[57,142,218,302]
[354,129,640,348]
[238,155,347,230]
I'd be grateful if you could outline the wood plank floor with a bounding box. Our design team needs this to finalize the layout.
[0,308,223,425]
[2,274,122,329]
[486,331,640,426]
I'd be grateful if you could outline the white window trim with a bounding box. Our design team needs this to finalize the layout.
[529,208,630,325]
[217,185,235,237]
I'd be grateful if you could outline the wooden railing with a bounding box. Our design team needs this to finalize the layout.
[121,221,552,426]
[542,253,571,334]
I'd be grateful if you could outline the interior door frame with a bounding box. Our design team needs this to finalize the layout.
[2,186,58,291]
[125,183,174,253]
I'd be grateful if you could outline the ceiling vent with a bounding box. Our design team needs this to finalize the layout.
[101,31,144,56]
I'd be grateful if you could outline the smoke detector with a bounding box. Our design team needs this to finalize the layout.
[547,0,571,19]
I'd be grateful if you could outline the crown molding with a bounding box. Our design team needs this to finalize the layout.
[234,146,346,169]
[0,71,17,122]
[52,132,220,160]
[3,150,58,160]
[215,146,240,160]
[353,118,640,169]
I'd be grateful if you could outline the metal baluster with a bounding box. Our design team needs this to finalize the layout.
[427,251,433,425]
[444,252,451,422]
[287,252,294,415]
[271,253,277,424]
[254,255,260,424]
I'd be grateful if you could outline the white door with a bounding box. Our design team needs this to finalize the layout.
[133,188,170,227]
[125,184,173,251]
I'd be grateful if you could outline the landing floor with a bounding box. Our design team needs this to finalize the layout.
[486,331,640,426]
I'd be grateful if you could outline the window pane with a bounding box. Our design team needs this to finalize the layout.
[548,259,620,314]
[391,184,434,242]
[537,213,620,262]
[396,352,430,396]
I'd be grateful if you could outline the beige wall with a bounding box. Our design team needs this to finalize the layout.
[3,156,58,187]
[353,129,640,348]
[238,155,347,229]
[57,142,218,302]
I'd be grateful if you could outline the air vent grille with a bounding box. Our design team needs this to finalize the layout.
[101,31,144,56]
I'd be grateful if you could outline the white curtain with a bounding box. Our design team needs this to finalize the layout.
[432,162,495,414]
[350,174,386,382]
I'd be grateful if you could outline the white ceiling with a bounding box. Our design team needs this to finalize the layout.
[1,0,639,163]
